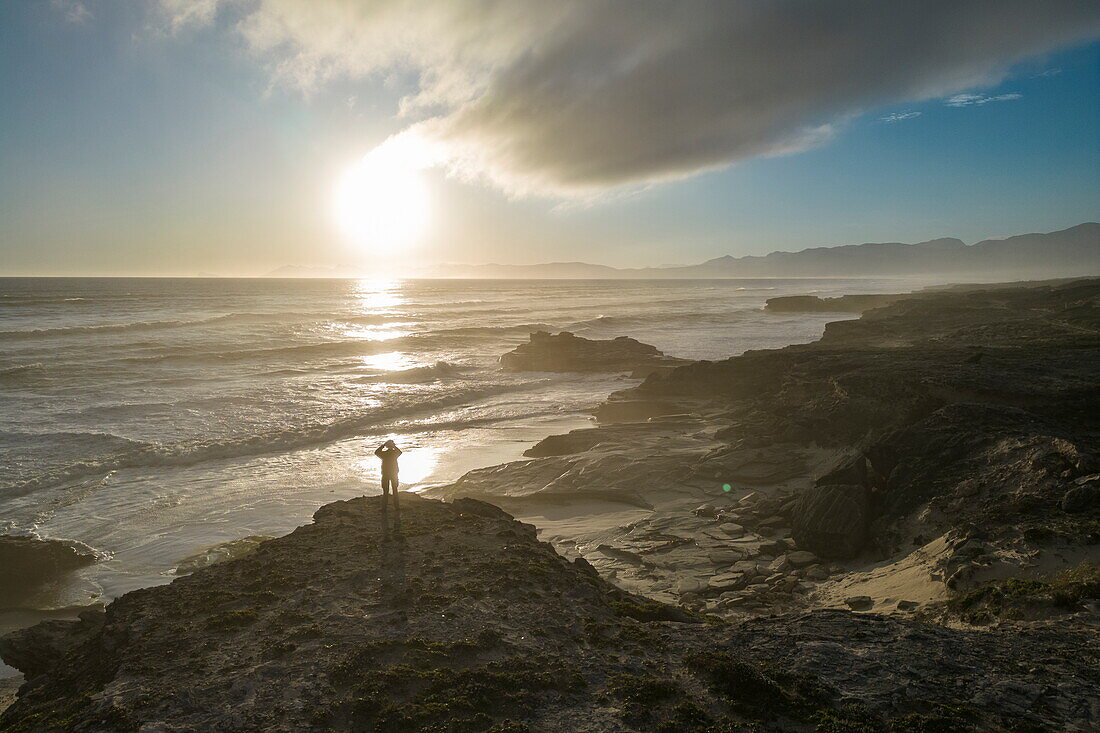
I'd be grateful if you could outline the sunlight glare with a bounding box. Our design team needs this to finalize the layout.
[360,351,418,372]
[334,135,435,253]
[357,441,439,487]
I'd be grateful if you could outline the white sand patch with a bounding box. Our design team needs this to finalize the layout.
[815,534,953,613]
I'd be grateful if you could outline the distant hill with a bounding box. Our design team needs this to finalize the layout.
[267,264,344,278]
[429,261,621,279]
[424,222,1100,279]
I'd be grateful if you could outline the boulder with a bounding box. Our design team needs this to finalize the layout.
[707,548,746,564]
[708,572,746,591]
[500,331,688,373]
[1062,483,1100,514]
[845,596,874,610]
[758,540,789,556]
[676,578,708,595]
[0,536,98,601]
[717,523,745,537]
[791,484,870,560]
[786,550,818,568]
[804,565,829,580]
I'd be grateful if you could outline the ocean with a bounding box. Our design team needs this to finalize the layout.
[0,276,922,607]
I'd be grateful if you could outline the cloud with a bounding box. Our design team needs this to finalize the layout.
[152,0,220,34]
[880,111,923,123]
[944,92,1024,107]
[51,0,92,24]
[155,0,1100,196]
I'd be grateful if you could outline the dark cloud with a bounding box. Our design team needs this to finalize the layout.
[163,0,1100,195]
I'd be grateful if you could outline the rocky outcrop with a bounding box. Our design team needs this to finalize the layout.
[619,280,1100,549]
[0,609,104,679]
[593,397,686,423]
[173,534,275,575]
[6,494,1100,731]
[764,293,908,312]
[500,331,690,373]
[0,536,98,605]
[523,424,660,457]
[6,279,1100,731]
[791,484,870,559]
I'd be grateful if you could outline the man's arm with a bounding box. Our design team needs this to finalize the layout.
[374,445,386,458]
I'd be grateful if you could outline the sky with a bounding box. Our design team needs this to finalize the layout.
[1,0,1099,276]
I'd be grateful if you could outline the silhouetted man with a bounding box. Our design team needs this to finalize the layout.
[374,440,403,521]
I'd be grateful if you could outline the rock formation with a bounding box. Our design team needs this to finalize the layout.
[0,536,98,606]
[5,278,1100,730]
[764,293,908,312]
[5,494,1099,731]
[500,331,689,374]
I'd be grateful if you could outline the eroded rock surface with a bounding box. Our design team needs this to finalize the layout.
[447,280,1100,626]
[5,494,1098,731]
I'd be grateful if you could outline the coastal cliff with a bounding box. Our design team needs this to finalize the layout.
[3,494,1098,731]
[4,279,1100,731]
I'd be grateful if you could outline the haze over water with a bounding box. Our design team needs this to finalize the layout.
[1,277,922,604]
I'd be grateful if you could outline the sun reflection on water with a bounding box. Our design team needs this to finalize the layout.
[342,324,411,341]
[351,278,403,312]
[360,351,418,371]
[357,440,440,487]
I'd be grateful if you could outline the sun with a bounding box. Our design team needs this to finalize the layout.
[334,135,433,252]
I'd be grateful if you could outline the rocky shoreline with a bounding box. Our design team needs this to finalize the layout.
[3,278,1099,730]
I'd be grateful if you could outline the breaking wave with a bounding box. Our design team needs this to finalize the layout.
[2,382,548,497]
[0,363,43,380]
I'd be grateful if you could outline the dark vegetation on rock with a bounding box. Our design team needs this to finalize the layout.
[5,494,1098,731]
[944,562,1100,625]
[500,331,689,375]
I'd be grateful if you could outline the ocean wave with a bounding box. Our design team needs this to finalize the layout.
[0,363,43,380]
[115,339,391,365]
[2,382,546,497]
[566,311,743,330]
[0,430,152,465]
[359,361,468,384]
[0,311,335,341]
[0,319,197,339]
[423,323,556,338]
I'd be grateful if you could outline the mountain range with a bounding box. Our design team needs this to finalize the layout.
[266,222,1100,279]
[422,222,1100,279]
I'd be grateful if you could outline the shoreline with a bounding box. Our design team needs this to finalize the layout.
[3,276,1099,729]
